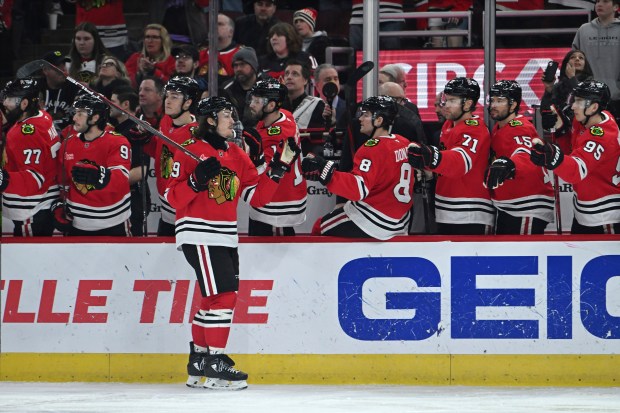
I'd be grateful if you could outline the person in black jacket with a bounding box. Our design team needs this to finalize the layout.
[234,0,280,57]
[293,7,331,65]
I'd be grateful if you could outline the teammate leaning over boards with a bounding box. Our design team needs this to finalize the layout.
[0,77,61,236]
[56,94,132,236]
[529,80,620,234]
[301,96,414,239]
[164,96,300,390]
[407,77,494,235]
[484,80,555,234]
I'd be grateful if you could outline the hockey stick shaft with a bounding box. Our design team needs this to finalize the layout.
[550,131,562,234]
[26,60,202,162]
[420,171,431,234]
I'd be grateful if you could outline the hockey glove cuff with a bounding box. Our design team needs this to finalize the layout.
[242,128,264,167]
[407,143,441,170]
[301,154,336,186]
[50,199,73,233]
[188,157,221,192]
[484,156,516,189]
[0,168,9,192]
[530,138,564,170]
[71,163,111,190]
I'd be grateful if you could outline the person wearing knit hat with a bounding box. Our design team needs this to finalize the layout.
[219,47,261,124]
[232,47,259,74]
[293,7,331,65]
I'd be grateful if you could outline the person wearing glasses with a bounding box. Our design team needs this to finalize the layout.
[91,55,131,99]
[125,24,176,89]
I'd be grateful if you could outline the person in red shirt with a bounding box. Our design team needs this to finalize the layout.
[302,96,415,240]
[0,77,60,236]
[530,81,620,234]
[407,77,494,234]
[165,96,300,390]
[484,80,555,234]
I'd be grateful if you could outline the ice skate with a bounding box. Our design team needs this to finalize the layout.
[185,342,207,388]
[203,354,248,390]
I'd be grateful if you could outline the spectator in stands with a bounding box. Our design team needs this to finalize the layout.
[0,0,13,76]
[426,0,472,48]
[315,63,347,129]
[378,63,420,117]
[136,76,165,132]
[234,0,280,57]
[293,7,331,65]
[349,0,405,50]
[40,50,80,135]
[377,82,427,144]
[148,0,208,46]
[75,0,130,61]
[125,24,176,89]
[91,55,131,99]
[572,0,620,119]
[283,60,325,131]
[171,44,208,94]
[68,22,109,84]
[219,47,262,125]
[259,22,317,81]
[197,13,243,80]
[540,49,593,153]
[110,86,151,237]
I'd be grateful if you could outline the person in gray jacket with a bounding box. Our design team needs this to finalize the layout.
[572,0,620,119]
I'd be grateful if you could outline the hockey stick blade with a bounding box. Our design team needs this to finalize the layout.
[16,59,48,79]
[37,60,201,162]
[347,61,374,88]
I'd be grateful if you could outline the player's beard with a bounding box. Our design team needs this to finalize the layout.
[4,106,23,126]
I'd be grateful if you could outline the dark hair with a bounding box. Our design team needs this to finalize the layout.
[559,49,594,82]
[69,22,109,78]
[285,59,311,80]
[267,22,302,55]
[140,75,165,95]
[112,86,139,112]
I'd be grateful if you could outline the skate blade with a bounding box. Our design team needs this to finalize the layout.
[204,378,248,391]
[186,375,205,388]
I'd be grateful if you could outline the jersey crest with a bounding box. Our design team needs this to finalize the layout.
[465,119,479,126]
[160,145,174,179]
[181,138,196,147]
[364,138,380,147]
[208,166,239,204]
[589,126,604,137]
[21,124,35,135]
[267,125,282,136]
[509,119,523,127]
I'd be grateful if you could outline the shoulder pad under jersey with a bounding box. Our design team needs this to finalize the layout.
[589,125,604,137]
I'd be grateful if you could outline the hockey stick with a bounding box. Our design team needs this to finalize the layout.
[420,170,431,234]
[17,59,202,162]
[550,131,562,234]
[341,61,375,163]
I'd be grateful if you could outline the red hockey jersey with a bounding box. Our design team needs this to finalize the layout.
[2,111,61,221]
[165,137,280,249]
[554,111,620,227]
[490,115,555,222]
[143,115,198,225]
[433,116,494,225]
[251,109,307,227]
[326,134,414,240]
[59,131,132,231]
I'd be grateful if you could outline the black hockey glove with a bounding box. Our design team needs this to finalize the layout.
[72,163,111,190]
[530,138,564,170]
[0,168,9,192]
[127,126,153,145]
[188,157,221,192]
[50,199,73,233]
[484,156,516,189]
[242,128,264,167]
[541,106,558,131]
[301,154,336,186]
[268,137,301,182]
[407,143,442,170]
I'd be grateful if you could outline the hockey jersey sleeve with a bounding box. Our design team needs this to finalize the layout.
[165,150,201,210]
[434,127,490,178]
[326,145,376,201]
[104,134,132,191]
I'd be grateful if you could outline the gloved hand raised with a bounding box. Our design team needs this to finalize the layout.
[301,154,336,185]
[242,128,264,166]
[530,138,564,170]
[484,156,516,189]
[268,137,301,182]
[407,142,442,170]
[188,157,221,192]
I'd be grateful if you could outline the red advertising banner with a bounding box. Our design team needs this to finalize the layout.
[359,48,571,122]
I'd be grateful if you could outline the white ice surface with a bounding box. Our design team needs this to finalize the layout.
[1,383,620,413]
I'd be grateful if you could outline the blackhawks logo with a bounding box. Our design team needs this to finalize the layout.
[267,126,281,136]
[589,126,604,137]
[509,119,523,127]
[364,138,380,147]
[181,138,196,147]
[464,119,479,126]
[161,145,174,179]
[72,159,98,195]
[21,124,35,135]
[208,167,239,204]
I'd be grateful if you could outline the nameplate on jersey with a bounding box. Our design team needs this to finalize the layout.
[508,119,523,127]
[21,124,35,135]
[364,138,380,147]
[589,126,604,137]
[267,126,281,136]
[464,119,479,126]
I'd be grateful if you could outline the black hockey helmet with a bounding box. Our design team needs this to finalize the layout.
[73,93,109,124]
[444,77,480,103]
[489,80,522,112]
[196,96,235,119]
[164,76,201,105]
[572,81,610,110]
[1,77,40,100]
[249,78,287,108]
[358,95,399,127]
